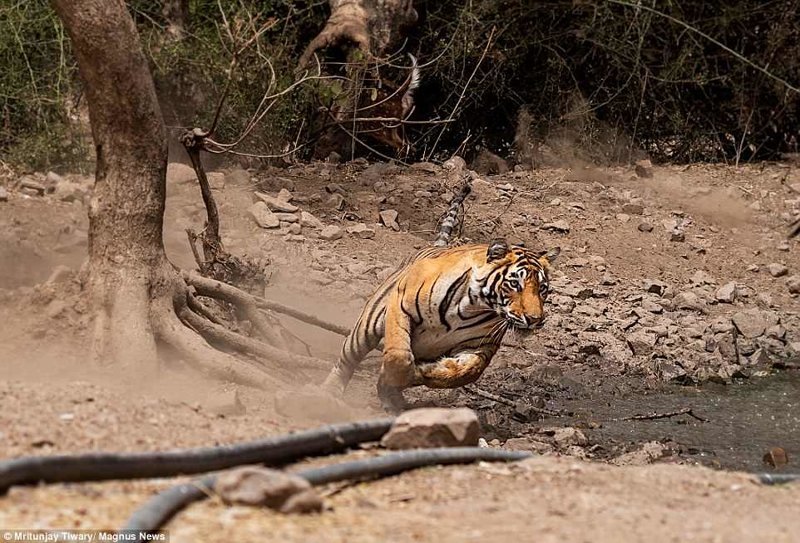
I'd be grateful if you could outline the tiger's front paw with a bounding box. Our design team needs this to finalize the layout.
[381,349,416,386]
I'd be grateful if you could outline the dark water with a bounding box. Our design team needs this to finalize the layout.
[566,372,800,472]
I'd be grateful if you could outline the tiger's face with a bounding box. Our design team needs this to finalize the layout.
[481,239,560,332]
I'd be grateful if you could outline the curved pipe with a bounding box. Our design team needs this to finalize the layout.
[123,447,533,533]
[0,418,393,494]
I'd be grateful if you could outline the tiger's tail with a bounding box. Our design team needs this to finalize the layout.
[433,181,472,247]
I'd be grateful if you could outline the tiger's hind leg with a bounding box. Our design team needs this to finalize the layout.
[416,345,499,389]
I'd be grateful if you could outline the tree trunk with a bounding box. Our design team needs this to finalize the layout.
[50,0,331,388]
[51,0,169,371]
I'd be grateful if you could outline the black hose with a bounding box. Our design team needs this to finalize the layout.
[123,447,532,533]
[756,472,800,485]
[0,418,393,494]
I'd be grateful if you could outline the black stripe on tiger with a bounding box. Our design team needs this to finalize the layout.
[439,270,470,331]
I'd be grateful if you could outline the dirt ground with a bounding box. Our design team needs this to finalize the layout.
[1,157,799,541]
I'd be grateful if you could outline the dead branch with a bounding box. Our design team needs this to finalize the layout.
[463,385,566,417]
[619,408,709,423]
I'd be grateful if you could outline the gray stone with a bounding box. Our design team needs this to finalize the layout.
[537,427,588,448]
[670,229,685,242]
[642,300,663,314]
[215,467,318,512]
[541,220,570,233]
[612,441,668,466]
[346,223,376,239]
[715,282,737,303]
[634,159,653,178]
[638,222,653,232]
[622,203,644,215]
[690,270,715,285]
[254,192,299,212]
[732,309,770,339]
[626,331,657,355]
[249,202,280,228]
[319,225,344,241]
[274,212,299,223]
[673,291,705,312]
[768,263,789,277]
[787,275,800,294]
[643,280,667,296]
[288,223,302,235]
[381,407,480,449]
[166,162,196,184]
[0,186,7,202]
[277,188,294,202]
[299,211,323,229]
[379,209,400,231]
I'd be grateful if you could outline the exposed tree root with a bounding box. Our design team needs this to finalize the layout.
[184,271,351,337]
[150,277,283,390]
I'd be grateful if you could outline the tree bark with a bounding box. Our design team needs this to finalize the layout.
[51,0,169,371]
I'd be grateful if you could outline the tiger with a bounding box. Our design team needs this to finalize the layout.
[322,238,560,412]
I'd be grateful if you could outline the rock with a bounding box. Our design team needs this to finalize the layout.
[732,309,769,339]
[299,211,323,229]
[502,437,554,455]
[638,222,653,232]
[379,209,400,231]
[690,270,715,285]
[274,212,299,223]
[612,442,668,466]
[670,229,685,242]
[634,159,653,178]
[541,220,570,233]
[52,180,89,203]
[286,234,306,242]
[715,281,737,303]
[215,467,318,512]
[673,291,705,312]
[642,300,663,314]
[319,225,344,241]
[381,408,480,449]
[763,447,789,468]
[288,223,302,235]
[644,280,667,296]
[766,325,786,340]
[616,213,631,223]
[787,275,800,294]
[622,203,644,215]
[626,331,657,355]
[768,263,789,277]
[410,161,439,174]
[20,178,46,196]
[280,489,324,514]
[538,427,588,448]
[442,156,467,173]
[249,202,280,229]
[277,188,293,202]
[0,186,8,202]
[346,223,376,239]
[254,192,299,212]
[46,300,67,319]
[747,264,759,273]
[566,257,589,268]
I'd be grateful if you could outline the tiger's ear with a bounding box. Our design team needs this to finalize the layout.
[537,247,561,267]
[486,238,510,262]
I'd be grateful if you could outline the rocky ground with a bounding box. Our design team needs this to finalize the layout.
[1,156,799,540]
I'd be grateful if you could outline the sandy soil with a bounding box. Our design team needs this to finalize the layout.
[1,158,799,541]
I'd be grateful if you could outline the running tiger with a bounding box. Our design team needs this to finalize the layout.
[323,239,560,412]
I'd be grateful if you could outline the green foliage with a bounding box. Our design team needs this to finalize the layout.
[0,0,85,169]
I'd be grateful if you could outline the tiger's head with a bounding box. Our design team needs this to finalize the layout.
[481,238,560,332]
